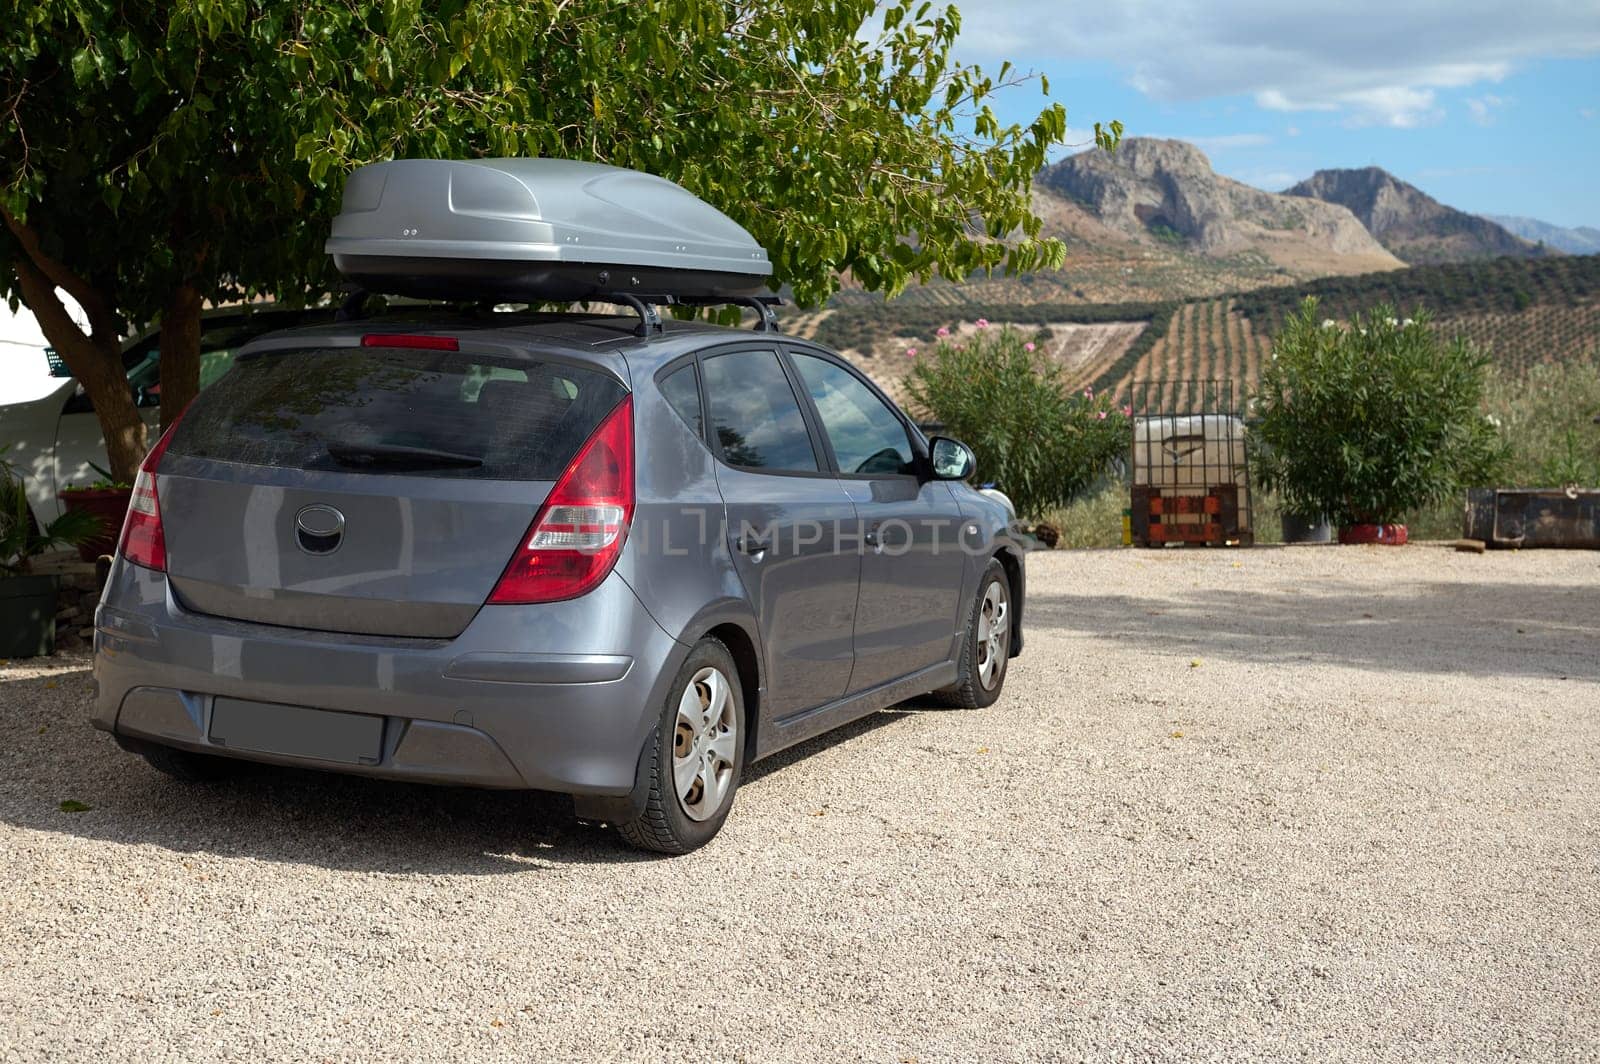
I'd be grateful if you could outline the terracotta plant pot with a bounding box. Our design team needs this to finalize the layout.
[0,573,59,658]
[57,486,132,561]
[1338,523,1408,546]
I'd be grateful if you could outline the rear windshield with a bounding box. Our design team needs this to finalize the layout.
[169,346,627,480]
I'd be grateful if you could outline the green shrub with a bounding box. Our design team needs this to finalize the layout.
[1039,481,1130,548]
[905,324,1128,520]
[1251,298,1505,526]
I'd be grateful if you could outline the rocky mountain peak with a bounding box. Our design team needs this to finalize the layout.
[1037,138,1398,265]
[1284,168,1548,264]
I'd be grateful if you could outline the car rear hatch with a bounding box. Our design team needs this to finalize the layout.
[157,335,628,639]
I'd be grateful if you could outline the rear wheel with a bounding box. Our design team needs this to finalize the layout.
[931,559,1012,709]
[141,744,237,782]
[617,638,745,854]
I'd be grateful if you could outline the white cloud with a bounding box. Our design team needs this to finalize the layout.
[1285,125,1301,137]
[956,1,1600,127]
[1466,94,1506,125]
[1582,107,1597,120]
[1333,86,1445,128]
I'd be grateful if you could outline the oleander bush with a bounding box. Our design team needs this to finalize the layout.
[1251,298,1506,527]
[905,324,1128,519]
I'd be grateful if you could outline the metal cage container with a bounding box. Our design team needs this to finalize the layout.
[1128,380,1253,547]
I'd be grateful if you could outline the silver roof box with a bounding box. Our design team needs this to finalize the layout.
[326,158,773,301]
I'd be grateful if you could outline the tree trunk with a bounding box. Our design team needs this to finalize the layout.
[66,333,149,485]
[7,255,148,484]
[4,206,149,484]
[158,284,203,429]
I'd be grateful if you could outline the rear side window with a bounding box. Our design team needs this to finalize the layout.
[700,351,819,472]
[170,347,627,480]
[658,363,703,438]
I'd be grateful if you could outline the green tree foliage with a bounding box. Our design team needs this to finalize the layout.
[3,1,1118,481]
[1251,299,1506,526]
[905,324,1129,519]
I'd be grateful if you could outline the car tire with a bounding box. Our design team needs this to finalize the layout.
[141,744,237,782]
[930,558,1013,710]
[616,638,746,855]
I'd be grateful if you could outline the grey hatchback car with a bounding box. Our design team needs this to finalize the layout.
[92,314,1025,852]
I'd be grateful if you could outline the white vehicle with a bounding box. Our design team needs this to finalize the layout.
[0,307,332,524]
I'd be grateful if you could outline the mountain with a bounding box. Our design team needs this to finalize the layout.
[1284,168,1548,265]
[1038,139,1400,266]
[831,138,1403,308]
[1482,215,1600,255]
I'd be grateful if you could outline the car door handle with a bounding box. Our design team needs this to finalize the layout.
[736,533,771,557]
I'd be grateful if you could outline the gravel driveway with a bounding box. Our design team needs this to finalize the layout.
[2,545,1596,1062]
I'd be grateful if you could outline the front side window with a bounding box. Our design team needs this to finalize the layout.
[790,352,915,476]
[699,350,819,472]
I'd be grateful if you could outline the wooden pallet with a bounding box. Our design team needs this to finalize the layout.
[1130,484,1252,547]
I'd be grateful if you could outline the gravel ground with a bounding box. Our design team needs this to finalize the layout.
[1,545,1597,1062]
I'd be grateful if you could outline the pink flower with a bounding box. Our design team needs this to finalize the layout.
[1096,410,1108,420]
[1121,404,1133,417]
[1024,342,1036,352]
[975,318,989,329]
[935,326,950,338]
[1083,387,1094,399]
[905,347,917,358]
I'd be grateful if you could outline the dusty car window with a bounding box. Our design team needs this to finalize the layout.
[169,346,625,480]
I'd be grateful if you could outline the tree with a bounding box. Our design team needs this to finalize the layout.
[3,1,1119,482]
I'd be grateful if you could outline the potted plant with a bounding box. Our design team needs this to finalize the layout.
[1,452,101,657]
[1252,299,1504,545]
[57,460,132,561]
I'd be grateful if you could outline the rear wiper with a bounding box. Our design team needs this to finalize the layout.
[325,441,483,469]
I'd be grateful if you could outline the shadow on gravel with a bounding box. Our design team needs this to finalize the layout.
[0,659,917,871]
[1028,579,1599,681]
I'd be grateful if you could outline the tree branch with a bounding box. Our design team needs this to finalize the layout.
[10,252,93,359]
[0,203,117,342]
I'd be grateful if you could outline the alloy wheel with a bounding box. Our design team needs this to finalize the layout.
[672,666,739,821]
[976,580,1009,690]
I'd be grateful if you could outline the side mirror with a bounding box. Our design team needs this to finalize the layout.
[928,436,976,481]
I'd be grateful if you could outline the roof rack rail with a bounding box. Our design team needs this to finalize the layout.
[673,294,781,333]
[328,285,782,339]
[601,293,782,337]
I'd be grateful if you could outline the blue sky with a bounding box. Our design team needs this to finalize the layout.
[954,1,1600,228]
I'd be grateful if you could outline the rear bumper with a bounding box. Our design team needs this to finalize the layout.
[91,560,688,796]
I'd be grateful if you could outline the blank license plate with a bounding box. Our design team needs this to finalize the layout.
[209,698,383,765]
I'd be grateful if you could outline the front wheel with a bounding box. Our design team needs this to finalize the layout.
[931,559,1013,709]
[616,638,745,854]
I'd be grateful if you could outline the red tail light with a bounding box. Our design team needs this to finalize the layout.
[118,411,187,571]
[487,395,634,604]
